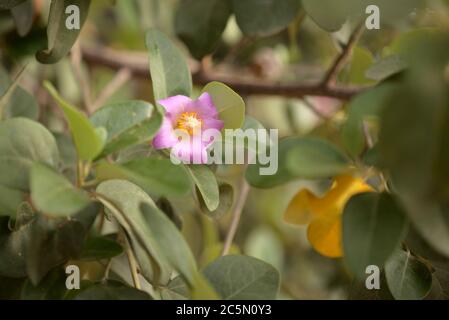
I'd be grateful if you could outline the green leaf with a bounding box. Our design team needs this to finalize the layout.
[175,0,232,60]
[30,163,91,217]
[36,0,91,64]
[302,0,357,32]
[366,55,407,82]
[25,204,99,284]
[0,217,28,278]
[0,0,26,9]
[0,65,38,120]
[202,81,245,130]
[21,268,69,300]
[73,281,151,300]
[231,0,300,36]
[343,192,408,279]
[96,180,172,285]
[202,255,280,299]
[140,202,197,286]
[0,118,59,191]
[11,0,33,37]
[385,249,432,300]
[345,47,375,85]
[341,82,395,157]
[45,81,105,161]
[246,137,295,188]
[145,29,192,102]
[3,86,39,120]
[286,138,351,179]
[95,157,191,197]
[90,100,162,158]
[79,236,123,261]
[197,183,233,218]
[187,165,219,211]
[0,185,25,217]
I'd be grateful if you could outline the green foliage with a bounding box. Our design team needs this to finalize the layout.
[385,249,433,300]
[246,137,350,188]
[96,180,173,285]
[30,163,91,217]
[2,0,449,301]
[202,81,245,130]
[36,0,91,64]
[45,82,105,161]
[187,165,219,211]
[231,0,300,37]
[96,158,191,197]
[146,29,192,102]
[343,192,408,279]
[175,0,232,60]
[90,100,162,158]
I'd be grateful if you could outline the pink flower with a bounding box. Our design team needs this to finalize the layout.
[152,93,224,164]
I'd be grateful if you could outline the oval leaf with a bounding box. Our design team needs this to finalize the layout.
[175,0,232,60]
[202,81,245,130]
[36,0,91,64]
[286,138,350,179]
[343,192,408,279]
[96,157,191,197]
[231,0,300,36]
[96,180,172,285]
[0,118,59,191]
[145,29,192,101]
[187,165,219,211]
[45,82,105,161]
[30,163,91,217]
[202,255,280,300]
[385,249,432,300]
[90,100,162,157]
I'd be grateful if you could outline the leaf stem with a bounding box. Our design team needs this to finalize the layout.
[121,229,142,290]
[221,178,250,256]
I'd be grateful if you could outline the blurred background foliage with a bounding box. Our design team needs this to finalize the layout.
[1,0,449,300]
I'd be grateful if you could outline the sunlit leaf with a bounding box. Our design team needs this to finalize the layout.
[202,81,245,130]
[45,81,105,161]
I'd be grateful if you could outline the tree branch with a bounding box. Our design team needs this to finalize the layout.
[81,46,368,101]
[321,20,366,88]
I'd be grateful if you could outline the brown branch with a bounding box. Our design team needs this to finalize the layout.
[321,20,366,88]
[81,46,367,101]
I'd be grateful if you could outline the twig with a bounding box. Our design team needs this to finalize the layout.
[81,46,368,101]
[122,231,142,290]
[221,178,250,256]
[71,42,93,114]
[321,20,365,88]
[92,68,132,110]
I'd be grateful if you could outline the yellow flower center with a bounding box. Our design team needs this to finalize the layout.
[176,112,203,135]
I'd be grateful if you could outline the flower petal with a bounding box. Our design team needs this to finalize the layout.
[186,92,219,119]
[171,136,208,164]
[152,118,178,149]
[307,213,343,258]
[158,95,192,121]
[203,118,224,131]
[284,189,319,225]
